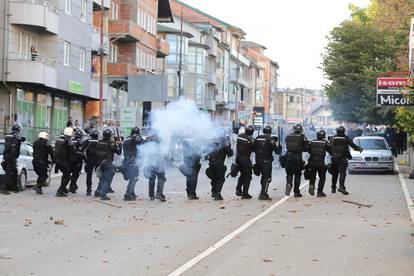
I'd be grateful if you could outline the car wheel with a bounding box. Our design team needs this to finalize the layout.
[18,169,27,190]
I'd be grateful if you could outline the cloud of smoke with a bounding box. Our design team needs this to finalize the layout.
[138,98,224,171]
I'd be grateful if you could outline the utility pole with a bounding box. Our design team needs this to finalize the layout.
[234,39,241,126]
[99,0,105,127]
[177,4,184,98]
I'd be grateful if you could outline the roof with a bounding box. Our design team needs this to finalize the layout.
[175,0,246,36]
[241,41,267,50]
[157,24,194,38]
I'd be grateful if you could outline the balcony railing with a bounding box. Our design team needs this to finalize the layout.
[8,51,57,67]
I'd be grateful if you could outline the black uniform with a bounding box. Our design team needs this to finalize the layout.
[253,135,281,199]
[182,140,201,199]
[207,137,233,200]
[32,138,54,189]
[285,132,308,196]
[85,139,99,195]
[55,136,77,196]
[330,135,362,193]
[122,134,144,200]
[69,136,88,193]
[3,132,22,192]
[235,133,255,198]
[308,139,331,195]
[95,138,122,200]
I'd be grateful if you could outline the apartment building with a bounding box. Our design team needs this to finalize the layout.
[104,0,172,131]
[0,0,113,140]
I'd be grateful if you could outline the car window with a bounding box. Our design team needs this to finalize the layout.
[356,139,388,150]
[20,143,33,157]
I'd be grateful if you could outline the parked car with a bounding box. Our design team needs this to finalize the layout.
[0,140,51,190]
[349,136,394,174]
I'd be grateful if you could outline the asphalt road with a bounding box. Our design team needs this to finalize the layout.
[0,163,413,276]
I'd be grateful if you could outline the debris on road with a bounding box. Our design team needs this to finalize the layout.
[219,205,226,209]
[54,219,64,225]
[342,200,373,208]
[93,200,122,209]
[24,218,32,226]
[263,258,274,263]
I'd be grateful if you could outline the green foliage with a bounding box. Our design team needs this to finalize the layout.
[322,18,399,124]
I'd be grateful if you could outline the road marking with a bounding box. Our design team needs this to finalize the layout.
[168,181,309,276]
[396,165,414,226]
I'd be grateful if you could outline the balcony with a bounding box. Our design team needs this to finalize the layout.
[10,0,59,35]
[207,71,217,85]
[156,38,170,58]
[93,0,110,11]
[7,52,57,88]
[109,20,144,42]
[92,26,109,54]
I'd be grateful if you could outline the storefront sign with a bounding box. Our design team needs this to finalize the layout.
[68,81,84,95]
[376,92,413,106]
[376,77,414,106]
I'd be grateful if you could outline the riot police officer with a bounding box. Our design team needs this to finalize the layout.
[253,126,281,200]
[85,129,99,196]
[95,128,122,200]
[122,127,144,201]
[207,135,233,200]
[181,139,201,200]
[32,131,54,195]
[69,128,87,193]
[236,125,255,199]
[307,129,331,197]
[285,124,308,197]
[55,127,77,197]
[1,123,23,194]
[330,126,363,195]
[145,135,167,202]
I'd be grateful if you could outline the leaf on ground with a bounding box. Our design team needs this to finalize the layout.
[54,219,64,225]
[294,226,305,229]
[288,210,298,213]
[219,206,226,209]
[263,258,273,263]
[371,224,378,227]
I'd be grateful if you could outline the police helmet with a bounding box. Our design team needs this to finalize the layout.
[90,129,99,139]
[293,124,303,133]
[38,131,49,140]
[11,123,21,132]
[63,127,74,137]
[103,128,113,139]
[263,125,272,135]
[233,126,240,135]
[74,128,84,139]
[316,130,326,140]
[131,127,140,136]
[336,126,346,135]
[245,125,255,135]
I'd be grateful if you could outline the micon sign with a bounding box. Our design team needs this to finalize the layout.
[376,77,414,106]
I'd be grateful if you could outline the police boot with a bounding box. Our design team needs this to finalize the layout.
[259,183,271,200]
[331,186,336,194]
[241,183,252,199]
[155,194,167,202]
[56,189,68,197]
[100,195,111,201]
[213,194,224,201]
[235,183,242,197]
[94,190,101,197]
[33,186,43,195]
[187,193,199,200]
[317,192,327,197]
[337,186,349,195]
[124,194,136,201]
[294,192,302,198]
[86,190,92,196]
[308,184,315,196]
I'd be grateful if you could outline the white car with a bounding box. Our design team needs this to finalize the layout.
[349,136,394,174]
[0,140,51,190]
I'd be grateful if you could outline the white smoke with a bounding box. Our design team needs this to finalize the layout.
[138,98,225,171]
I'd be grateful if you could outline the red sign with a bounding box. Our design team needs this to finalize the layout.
[377,77,414,89]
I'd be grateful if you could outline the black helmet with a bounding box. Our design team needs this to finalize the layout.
[103,128,113,140]
[11,123,21,132]
[336,126,346,135]
[245,125,255,135]
[131,127,140,136]
[74,128,84,139]
[90,129,99,139]
[232,126,239,134]
[263,125,272,135]
[293,124,303,133]
[317,129,326,139]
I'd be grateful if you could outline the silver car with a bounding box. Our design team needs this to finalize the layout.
[349,136,394,174]
[0,140,50,189]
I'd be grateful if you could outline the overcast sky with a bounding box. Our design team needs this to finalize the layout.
[180,0,370,90]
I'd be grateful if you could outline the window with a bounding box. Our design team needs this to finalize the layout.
[109,44,118,63]
[64,41,70,66]
[81,0,87,22]
[137,9,141,27]
[188,47,205,74]
[65,0,71,14]
[79,48,85,71]
[111,3,119,20]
